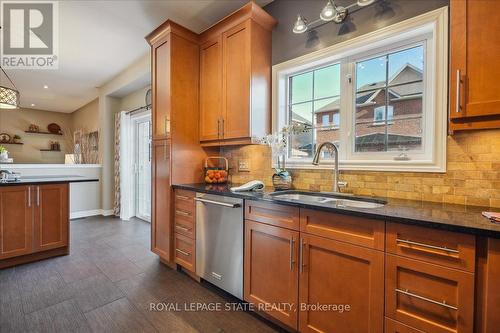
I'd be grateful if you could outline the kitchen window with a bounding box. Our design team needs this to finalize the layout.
[272,8,448,172]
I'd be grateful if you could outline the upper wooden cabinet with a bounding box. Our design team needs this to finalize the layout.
[449,0,500,131]
[199,2,276,146]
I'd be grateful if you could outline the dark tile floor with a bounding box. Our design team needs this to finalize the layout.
[0,216,280,333]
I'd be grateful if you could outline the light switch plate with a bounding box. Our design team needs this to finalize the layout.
[238,159,250,172]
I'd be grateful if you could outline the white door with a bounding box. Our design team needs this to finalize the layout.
[135,119,151,222]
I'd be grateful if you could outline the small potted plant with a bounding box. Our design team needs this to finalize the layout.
[259,124,311,190]
[13,135,21,143]
[0,145,9,161]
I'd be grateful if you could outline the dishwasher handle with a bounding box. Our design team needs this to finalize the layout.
[194,197,241,208]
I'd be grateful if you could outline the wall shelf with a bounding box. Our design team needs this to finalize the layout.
[25,131,63,136]
[0,142,24,145]
[40,149,62,152]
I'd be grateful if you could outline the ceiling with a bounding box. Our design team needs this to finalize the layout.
[3,0,272,113]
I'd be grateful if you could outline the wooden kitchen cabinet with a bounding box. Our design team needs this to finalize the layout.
[33,184,69,252]
[385,254,474,333]
[0,185,33,259]
[244,220,299,329]
[151,139,172,262]
[147,21,207,265]
[199,2,276,146]
[449,0,500,131]
[299,233,384,333]
[200,37,222,142]
[475,237,500,333]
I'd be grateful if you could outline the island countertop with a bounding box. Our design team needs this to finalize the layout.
[173,183,500,238]
[0,175,99,186]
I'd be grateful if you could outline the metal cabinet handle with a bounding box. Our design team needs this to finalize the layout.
[194,197,240,208]
[27,186,31,207]
[221,118,224,138]
[290,238,295,271]
[175,210,191,217]
[455,69,462,113]
[217,118,221,139]
[176,195,190,201]
[37,186,40,206]
[176,248,190,256]
[395,288,458,311]
[175,225,190,232]
[163,142,167,161]
[396,238,459,254]
[299,238,305,273]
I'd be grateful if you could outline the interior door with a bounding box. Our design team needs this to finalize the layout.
[0,185,33,259]
[135,118,152,222]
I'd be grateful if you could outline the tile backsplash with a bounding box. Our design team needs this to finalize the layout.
[221,129,500,208]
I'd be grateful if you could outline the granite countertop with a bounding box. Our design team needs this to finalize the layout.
[0,175,99,186]
[173,183,500,238]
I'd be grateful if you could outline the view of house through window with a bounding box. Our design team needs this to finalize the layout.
[288,63,341,160]
[354,45,424,153]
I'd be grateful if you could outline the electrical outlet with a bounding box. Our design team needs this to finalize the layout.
[238,159,250,172]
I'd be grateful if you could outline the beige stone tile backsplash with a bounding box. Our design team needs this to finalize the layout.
[220,129,500,208]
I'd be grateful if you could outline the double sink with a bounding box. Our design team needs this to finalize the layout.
[269,190,386,209]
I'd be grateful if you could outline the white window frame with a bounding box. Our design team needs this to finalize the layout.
[272,7,448,172]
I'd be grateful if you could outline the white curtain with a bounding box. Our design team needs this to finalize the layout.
[119,111,134,221]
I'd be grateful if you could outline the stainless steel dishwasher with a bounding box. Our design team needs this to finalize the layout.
[195,192,244,299]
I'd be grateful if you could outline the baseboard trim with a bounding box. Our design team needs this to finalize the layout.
[70,209,116,219]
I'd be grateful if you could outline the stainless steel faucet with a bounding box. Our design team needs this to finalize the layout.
[312,142,339,193]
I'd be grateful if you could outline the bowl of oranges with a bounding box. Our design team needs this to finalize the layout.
[204,157,229,184]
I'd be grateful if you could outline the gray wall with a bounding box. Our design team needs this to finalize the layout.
[264,0,449,65]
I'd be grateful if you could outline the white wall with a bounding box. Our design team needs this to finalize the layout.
[0,164,103,219]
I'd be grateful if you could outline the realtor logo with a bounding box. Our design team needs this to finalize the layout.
[1,1,59,69]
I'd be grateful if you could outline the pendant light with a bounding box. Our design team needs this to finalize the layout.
[357,0,375,6]
[0,68,20,109]
[320,0,347,23]
[292,14,308,34]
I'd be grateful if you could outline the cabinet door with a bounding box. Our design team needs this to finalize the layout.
[200,37,222,142]
[450,0,500,120]
[244,220,299,329]
[222,20,251,140]
[33,184,69,252]
[299,234,384,333]
[386,254,474,333]
[152,36,171,140]
[0,186,33,259]
[152,139,172,262]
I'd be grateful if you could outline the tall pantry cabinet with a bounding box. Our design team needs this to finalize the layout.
[146,21,206,265]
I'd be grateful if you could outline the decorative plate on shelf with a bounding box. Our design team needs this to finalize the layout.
[0,133,11,143]
[47,123,62,134]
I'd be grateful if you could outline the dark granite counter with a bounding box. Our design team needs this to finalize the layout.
[173,183,500,238]
[0,175,99,186]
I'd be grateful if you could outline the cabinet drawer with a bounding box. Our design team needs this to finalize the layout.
[174,216,195,239]
[174,233,195,272]
[386,223,475,272]
[386,254,474,333]
[174,189,195,213]
[300,209,385,250]
[245,200,299,231]
[385,318,424,333]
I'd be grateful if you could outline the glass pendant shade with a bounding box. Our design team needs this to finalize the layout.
[293,15,308,34]
[357,0,375,6]
[320,0,335,21]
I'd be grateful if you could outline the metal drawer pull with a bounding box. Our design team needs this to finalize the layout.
[455,69,461,113]
[395,288,458,311]
[396,238,459,254]
[299,239,305,273]
[176,248,190,256]
[175,210,191,217]
[194,197,241,208]
[176,195,190,201]
[175,225,190,232]
[289,238,295,271]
